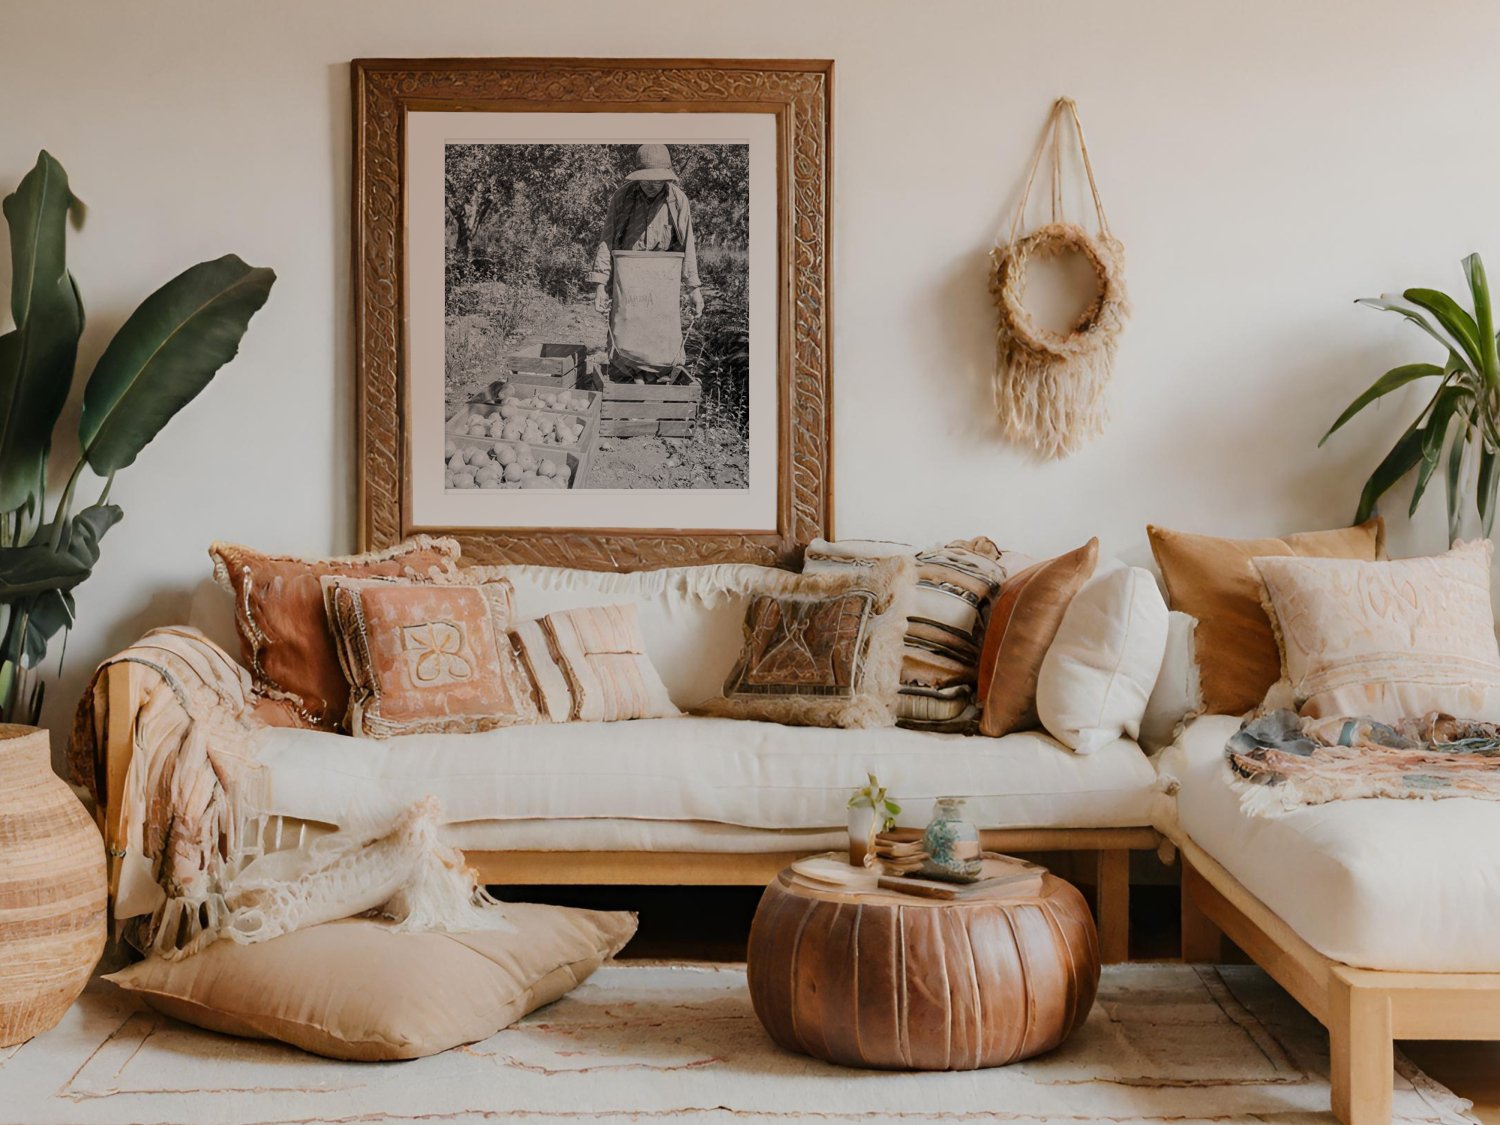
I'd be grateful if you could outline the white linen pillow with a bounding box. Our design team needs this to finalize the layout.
[1138,611,1202,751]
[1254,540,1500,722]
[1036,564,1169,754]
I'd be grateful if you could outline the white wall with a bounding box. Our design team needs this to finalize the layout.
[2,0,1497,744]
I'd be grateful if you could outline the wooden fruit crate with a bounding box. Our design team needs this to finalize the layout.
[487,342,589,389]
[447,394,600,456]
[590,371,702,438]
[444,434,589,490]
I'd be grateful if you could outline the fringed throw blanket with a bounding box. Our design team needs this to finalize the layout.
[1227,708,1500,816]
[70,627,509,959]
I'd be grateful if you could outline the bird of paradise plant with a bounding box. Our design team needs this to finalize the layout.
[1323,253,1500,545]
[0,151,274,724]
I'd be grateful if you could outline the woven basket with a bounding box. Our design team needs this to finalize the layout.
[0,724,106,1046]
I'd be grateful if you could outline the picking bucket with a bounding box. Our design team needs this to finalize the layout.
[608,250,685,379]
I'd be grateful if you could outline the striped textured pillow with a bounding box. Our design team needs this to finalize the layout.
[803,538,1025,732]
[511,603,680,723]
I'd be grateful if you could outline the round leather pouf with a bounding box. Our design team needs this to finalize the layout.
[747,868,1099,1070]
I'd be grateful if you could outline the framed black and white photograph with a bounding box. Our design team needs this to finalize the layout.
[354,59,833,569]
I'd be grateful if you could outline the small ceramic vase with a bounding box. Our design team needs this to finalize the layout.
[921,797,983,882]
[847,804,878,867]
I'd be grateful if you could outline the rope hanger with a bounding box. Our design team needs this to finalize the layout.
[990,97,1129,461]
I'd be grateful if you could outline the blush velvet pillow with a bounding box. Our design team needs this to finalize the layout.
[700,555,916,729]
[1147,519,1385,717]
[977,539,1098,738]
[211,537,461,729]
[1254,539,1500,722]
[323,574,539,738]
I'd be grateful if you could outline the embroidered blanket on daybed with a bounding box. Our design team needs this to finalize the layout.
[68,627,509,960]
[1225,708,1500,815]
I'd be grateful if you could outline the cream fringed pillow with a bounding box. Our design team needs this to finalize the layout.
[105,905,637,1061]
[322,575,539,737]
[510,603,679,723]
[1254,540,1500,722]
[699,555,916,729]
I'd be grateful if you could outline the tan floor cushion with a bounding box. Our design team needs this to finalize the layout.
[105,902,636,1060]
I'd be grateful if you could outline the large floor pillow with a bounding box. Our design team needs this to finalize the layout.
[105,903,636,1060]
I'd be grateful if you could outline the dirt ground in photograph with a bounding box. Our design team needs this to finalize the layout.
[445,284,748,490]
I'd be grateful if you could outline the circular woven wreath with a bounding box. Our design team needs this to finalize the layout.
[990,221,1127,360]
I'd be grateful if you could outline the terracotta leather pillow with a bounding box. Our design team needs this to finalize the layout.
[323,575,540,738]
[1147,518,1385,716]
[210,537,461,730]
[105,904,637,1061]
[977,539,1099,738]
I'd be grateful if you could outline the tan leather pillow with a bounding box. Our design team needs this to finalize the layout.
[977,539,1099,737]
[1147,518,1385,716]
[210,537,461,729]
[104,904,637,1061]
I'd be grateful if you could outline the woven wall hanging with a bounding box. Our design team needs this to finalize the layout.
[990,97,1129,460]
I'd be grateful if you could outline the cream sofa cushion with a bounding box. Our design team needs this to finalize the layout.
[248,715,1159,832]
[1036,564,1169,754]
[1160,715,1500,972]
[1254,540,1500,721]
[1138,611,1202,752]
[105,903,636,1060]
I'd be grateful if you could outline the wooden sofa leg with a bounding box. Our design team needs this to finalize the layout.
[1094,848,1129,964]
[1179,858,1224,963]
[1328,968,1393,1125]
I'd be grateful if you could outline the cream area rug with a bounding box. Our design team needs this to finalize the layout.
[0,963,1475,1124]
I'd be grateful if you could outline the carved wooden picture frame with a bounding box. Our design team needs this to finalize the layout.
[352,58,832,569]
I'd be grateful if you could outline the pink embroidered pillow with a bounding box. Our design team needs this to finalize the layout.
[510,603,679,723]
[1254,540,1500,722]
[322,575,539,738]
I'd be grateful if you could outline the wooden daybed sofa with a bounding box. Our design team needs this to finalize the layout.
[90,561,1163,964]
[1161,714,1500,1125]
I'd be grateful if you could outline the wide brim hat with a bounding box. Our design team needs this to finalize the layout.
[626,143,677,182]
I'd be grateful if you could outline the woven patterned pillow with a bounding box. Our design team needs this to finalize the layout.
[510,603,679,723]
[210,537,461,730]
[700,555,915,729]
[803,538,1021,731]
[322,574,538,738]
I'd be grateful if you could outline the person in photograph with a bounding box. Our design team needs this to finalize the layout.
[588,143,705,321]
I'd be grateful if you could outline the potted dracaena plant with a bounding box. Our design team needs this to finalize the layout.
[0,150,274,724]
[1323,253,1500,544]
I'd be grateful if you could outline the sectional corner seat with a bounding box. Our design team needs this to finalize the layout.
[1160,714,1500,1125]
[97,561,1162,964]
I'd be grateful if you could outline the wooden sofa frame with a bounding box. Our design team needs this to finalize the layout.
[1179,835,1500,1125]
[99,661,1156,963]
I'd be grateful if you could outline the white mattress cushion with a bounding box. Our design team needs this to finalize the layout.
[250,717,1158,834]
[1159,714,1500,972]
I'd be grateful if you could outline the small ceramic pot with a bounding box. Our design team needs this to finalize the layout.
[921,796,983,882]
[847,805,878,867]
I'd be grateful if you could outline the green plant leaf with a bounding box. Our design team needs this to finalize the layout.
[1404,288,1484,372]
[1481,447,1500,536]
[1355,421,1425,523]
[1357,296,1477,371]
[1320,363,1443,445]
[1446,415,1470,544]
[79,254,274,474]
[1410,387,1469,517]
[0,151,84,513]
[0,542,91,598]
[1462,253,1499,390]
